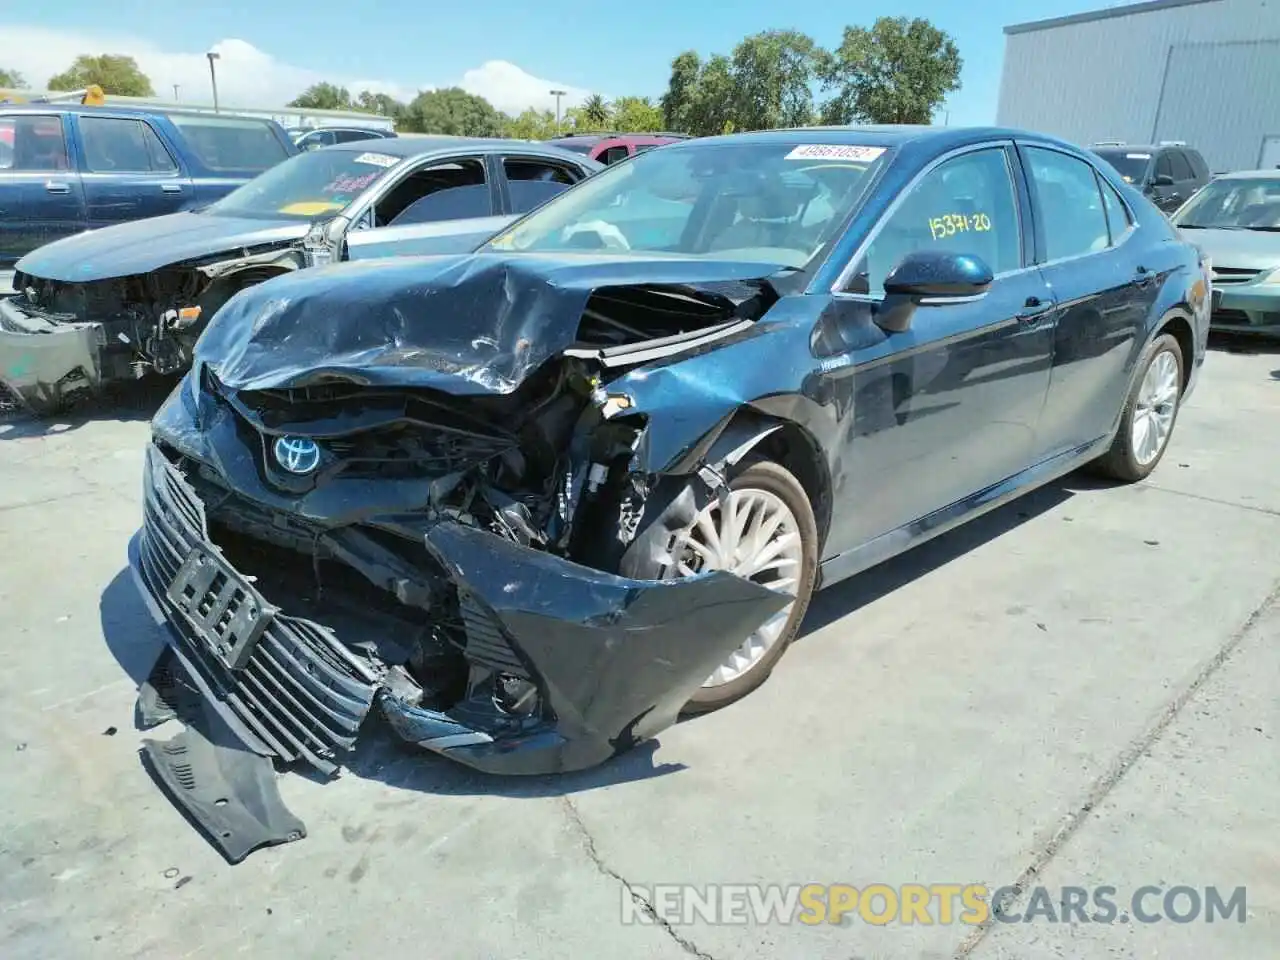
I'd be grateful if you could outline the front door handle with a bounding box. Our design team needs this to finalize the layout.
[45,181,71,194]
[1017,295,1052,323]
[161,183,183,194]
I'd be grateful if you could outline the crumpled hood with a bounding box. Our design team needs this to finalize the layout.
[1180,226,1280,272]
[196,251,788,395]
[15,211,309,283]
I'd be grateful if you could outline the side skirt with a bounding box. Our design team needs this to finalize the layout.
[817,435,1111,590]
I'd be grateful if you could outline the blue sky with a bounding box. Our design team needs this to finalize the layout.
[5,0,1114,121]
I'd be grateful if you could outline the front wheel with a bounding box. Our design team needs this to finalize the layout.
[1090,332,1184,482]
[620,459,819,714]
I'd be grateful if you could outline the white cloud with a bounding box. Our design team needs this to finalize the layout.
[459,61,591,116]
[0,26,590,116]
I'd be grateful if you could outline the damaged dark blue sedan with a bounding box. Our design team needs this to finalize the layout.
[129,125,1212,861]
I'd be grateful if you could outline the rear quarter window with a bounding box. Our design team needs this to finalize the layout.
[168,115,290,172]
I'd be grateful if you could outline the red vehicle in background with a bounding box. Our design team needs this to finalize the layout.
[549,132,690,165]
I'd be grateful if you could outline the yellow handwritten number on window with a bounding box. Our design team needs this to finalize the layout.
[928,213,993,241]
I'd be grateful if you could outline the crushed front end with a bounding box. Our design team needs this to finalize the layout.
[2,251,300,413]
[130,347,788,858]
[126,251,803,859]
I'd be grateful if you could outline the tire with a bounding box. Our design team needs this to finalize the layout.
[618,458,819,715]
[1090,332,1184,482]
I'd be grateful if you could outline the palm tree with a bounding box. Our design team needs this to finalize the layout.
[581,93,611,131]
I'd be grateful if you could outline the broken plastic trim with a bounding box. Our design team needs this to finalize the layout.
[562,317,755,368]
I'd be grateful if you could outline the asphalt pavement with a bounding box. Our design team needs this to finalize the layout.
[0,342,1277,960]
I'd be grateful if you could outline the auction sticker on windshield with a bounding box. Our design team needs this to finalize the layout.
[354,152,399,168]
[785,144,886,162]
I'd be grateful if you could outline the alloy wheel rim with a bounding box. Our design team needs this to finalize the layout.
[668,488,805,688]
[1132,350,1180,467]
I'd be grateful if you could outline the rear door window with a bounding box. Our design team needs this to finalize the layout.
[169,115,290,172]
[1169,151,1195,181]
[600,145,630,165]
[1185,150,1209,179]
[1098,175,1133,244]
[1024,146,1110,262]
[504,157,580,214]
[0,114,71,171]
[79,116,177,173]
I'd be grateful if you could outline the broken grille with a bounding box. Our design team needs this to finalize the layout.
[137,446,379,774]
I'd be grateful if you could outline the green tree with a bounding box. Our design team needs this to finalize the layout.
[684,55,737,137]
[611,96,663,133]
[729,30,820,130]
[504,108,558,140]
[400,87,504,136]
[0,67,26,88]
[47,54,153,96]
[355,90,404,119]
[289,82,353,110]
[659,51,701,132]
[579,93,611,130]
[818,17,961,124]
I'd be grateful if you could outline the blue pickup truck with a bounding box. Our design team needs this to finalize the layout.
[0,104,297,266]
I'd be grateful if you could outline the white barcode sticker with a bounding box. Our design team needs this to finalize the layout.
[785,144,886,162]
[353,152,399,168]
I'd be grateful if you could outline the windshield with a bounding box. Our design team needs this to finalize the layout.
[1093,149,1152,184]
[203,147,403,221]
[485,141,888,268]
[1173,177,1280,230]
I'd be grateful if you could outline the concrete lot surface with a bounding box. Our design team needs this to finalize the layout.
[0,342,1277,960]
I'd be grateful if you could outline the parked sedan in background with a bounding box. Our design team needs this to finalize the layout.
[292,126,396,151]
[550,131,690,164]
[1171,169,1280,337]
[1091,141,1210,213]
[0,137,601,412]
[0,104,297,266]
[128,125,1209,860]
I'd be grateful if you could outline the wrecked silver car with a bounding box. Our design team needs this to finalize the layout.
[128,127,1207,861]
[1,137,599,413]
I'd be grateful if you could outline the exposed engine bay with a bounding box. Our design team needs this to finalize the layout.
[129,252,806,861]
[1,245,302,413]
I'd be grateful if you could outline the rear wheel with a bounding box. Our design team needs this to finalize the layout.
[1090,332,1184,482]
[620,459,819,714]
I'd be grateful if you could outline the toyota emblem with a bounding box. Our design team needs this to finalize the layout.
[273,435,321,475]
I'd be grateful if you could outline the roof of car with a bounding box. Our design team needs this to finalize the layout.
[1092,144,1164,153]
[1210,169,1280,180]
[317,135,599,162]
[0,102,282,124]
[660,125,1090,154]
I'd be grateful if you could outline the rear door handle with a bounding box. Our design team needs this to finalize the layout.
[45,181,71,194]
[1017,296,1052,323]
[161,183,183,194]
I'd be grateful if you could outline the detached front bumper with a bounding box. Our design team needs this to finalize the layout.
[129,442,786,783]
[0,296,105,412]
[1211,284,1280,336]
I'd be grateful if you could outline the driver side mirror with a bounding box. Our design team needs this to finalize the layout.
[1152,173,1175,187]
[875,250,993,333]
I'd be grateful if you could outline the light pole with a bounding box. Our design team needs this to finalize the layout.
[549,88,566,133]
[173,84,180,101]
[206,52,221,113]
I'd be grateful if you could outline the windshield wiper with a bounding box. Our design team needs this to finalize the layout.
[1245,225,1280,232]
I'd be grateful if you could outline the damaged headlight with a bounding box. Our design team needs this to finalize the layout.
[493,674,539,716]
[303,221,334,268]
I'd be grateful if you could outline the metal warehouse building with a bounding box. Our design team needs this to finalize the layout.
[997,0,1280,173]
